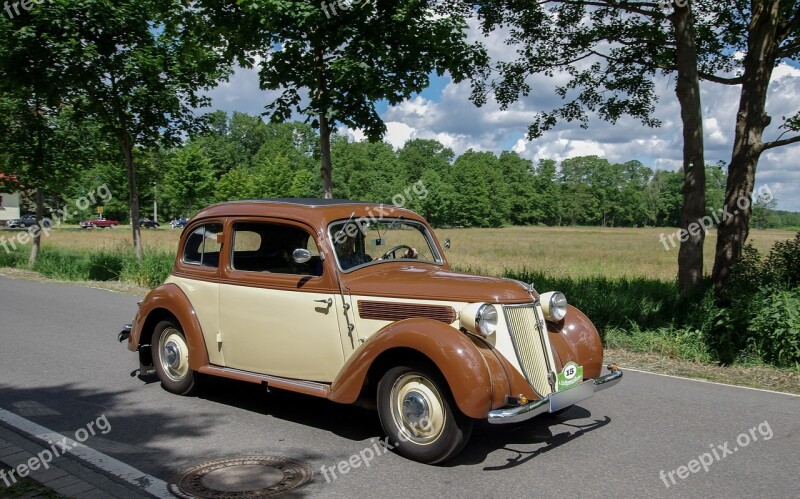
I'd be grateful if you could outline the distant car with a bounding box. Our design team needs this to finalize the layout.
[170,218,189,229]
[140,219,160,229]
[7,214,51,229]
[80,217,119,229]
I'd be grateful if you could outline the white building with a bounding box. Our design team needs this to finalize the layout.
[0,174,21,223]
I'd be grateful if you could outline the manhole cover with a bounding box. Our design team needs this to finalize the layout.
[169,456,314,498]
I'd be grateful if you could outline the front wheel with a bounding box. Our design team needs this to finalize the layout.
[377,364,473,464]
[152,320,198,395]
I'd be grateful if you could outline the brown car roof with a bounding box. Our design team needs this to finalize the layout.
[191,199,427,229]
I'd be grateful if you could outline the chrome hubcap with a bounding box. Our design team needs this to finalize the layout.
[159,328,189,382]
[402,392,430,428]
[165,343,180,368]
[390,373,446,445]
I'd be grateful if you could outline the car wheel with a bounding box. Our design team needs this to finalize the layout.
[377,364,473,464]
[152,320,198,395]
[19,223,27,228]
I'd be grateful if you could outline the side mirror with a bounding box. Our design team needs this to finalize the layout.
[444,238,451,250]
[293,248,312,264]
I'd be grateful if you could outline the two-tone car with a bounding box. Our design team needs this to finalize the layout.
[119,199,622,464]
[80,217,119,229]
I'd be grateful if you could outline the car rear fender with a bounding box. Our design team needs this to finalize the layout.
[130,283,210,371]
[329,318,498,419]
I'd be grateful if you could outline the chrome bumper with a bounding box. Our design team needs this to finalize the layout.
[118,324,132,343]
[487,368,622,425]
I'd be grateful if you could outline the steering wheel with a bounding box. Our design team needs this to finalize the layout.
[381,244,415,260]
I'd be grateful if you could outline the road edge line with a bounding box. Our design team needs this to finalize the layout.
[624,367,800,397]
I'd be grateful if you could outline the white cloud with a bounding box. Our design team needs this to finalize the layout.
[202,35,800,211]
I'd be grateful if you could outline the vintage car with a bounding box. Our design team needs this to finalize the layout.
[80,217,119,229]
[119,199,621,464]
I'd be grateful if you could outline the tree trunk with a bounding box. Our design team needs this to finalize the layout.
[672,4,706,295]
[314,44,333,199]
[120,138,143,261]
[319,111,333,199]
[712,0,781,297]
[27,188,44,267]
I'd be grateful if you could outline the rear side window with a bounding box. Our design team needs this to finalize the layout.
[183,223,223,268]
[231,222,322,276]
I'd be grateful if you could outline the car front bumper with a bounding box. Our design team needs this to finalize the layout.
[487,367,622,424]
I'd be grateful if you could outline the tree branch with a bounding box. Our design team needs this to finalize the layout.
[762,134,800,151]
[540,0,663,19]
[777,40,800,59]
[697,71,744,85]
[778,8,800,42]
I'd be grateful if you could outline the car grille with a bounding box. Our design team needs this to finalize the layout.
[503,304,554,396]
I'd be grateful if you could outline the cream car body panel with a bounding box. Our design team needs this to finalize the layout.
[165,275,224,366]
[218,283,344,382]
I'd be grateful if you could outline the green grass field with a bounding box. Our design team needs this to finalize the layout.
[8,224,791,280]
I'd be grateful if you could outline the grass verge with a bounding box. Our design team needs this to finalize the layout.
[0,467,67,498]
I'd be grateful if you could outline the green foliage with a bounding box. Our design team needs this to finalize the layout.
[747,289,800,369]
[503,268,689,331]
[605,326,713,364]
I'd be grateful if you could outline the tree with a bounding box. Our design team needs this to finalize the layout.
[49,0,227,260]
[197,0,485,198]
[0,7,78,265]
[709,0,800,295]
[465,0,800,295]
[461,0,709,293]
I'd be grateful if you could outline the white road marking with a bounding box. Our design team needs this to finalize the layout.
[0,407,171,498]
[624,368,800,397]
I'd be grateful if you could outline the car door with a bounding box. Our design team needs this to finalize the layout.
[218,219,346,382]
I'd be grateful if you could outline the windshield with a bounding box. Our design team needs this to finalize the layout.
[329,218,443,272]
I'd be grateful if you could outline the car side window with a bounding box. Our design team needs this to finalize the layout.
[183,223,223,268]
[231,222,322,276]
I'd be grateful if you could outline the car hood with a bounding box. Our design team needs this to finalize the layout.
[342,264,535,304]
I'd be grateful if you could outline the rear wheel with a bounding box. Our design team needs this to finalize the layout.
[377,364,473,464]
[152,320,198,395]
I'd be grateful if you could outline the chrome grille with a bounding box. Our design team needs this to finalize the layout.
[504,304,553,396]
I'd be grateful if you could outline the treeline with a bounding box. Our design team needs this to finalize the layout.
[51,112,795,229]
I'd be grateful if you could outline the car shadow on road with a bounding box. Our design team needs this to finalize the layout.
[195,376,613,470]
[196,376,383,442]
[447,406,612,469]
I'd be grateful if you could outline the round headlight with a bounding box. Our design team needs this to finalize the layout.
[541,291,568,322]
[475,304,499,337]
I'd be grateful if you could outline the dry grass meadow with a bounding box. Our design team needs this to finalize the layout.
[17,224,796,280]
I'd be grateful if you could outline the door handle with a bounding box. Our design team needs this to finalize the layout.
[314,298,333,307]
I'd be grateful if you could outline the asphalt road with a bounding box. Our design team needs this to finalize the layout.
[0,275,797,498]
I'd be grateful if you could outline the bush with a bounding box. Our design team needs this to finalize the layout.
[120,251,174,288]
[503,268,689,332]
[747,288,800,369]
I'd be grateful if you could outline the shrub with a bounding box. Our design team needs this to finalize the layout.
[747,288,800,369]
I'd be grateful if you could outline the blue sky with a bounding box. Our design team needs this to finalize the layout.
[205,30,800,212]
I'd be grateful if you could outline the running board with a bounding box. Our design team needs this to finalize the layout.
[198,366,331,398]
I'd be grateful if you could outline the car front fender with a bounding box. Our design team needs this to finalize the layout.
[329,318,496,419]
[547,305,604,379]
